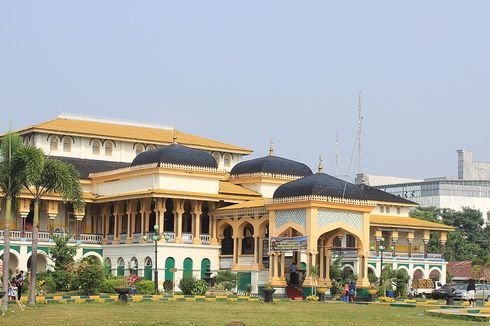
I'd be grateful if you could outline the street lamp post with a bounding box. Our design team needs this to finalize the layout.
[371,237,394,296]
[143,224,165,293]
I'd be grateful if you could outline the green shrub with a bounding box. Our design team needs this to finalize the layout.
[75,257,104,295]
[179,277,196,295]
[214,270,236,289]
[37,272,56,294]
[217,281,234,291]
[191,279,208,295]
[52,268,74,291]
[135,280,155,295]
[100,278,127,293]
[163,280,174,293]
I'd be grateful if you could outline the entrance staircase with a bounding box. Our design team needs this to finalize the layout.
[287,285,303,300]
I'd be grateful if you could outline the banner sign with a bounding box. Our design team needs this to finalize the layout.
[270,236,307,252]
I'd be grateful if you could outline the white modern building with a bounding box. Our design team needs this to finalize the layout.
[357,150,490,223]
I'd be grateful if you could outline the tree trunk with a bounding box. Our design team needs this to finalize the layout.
[1,197,12,312]
[28,200,40,305]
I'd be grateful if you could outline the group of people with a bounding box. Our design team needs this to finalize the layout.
[342,281,356,302]
[8,270,25,302]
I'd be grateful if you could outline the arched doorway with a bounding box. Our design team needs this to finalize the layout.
[413,269,424,280]
[27,253,48,272]
[183,258,193,279]
[165,257,175,281]
[429,269,441,282]
[221,225,234,255]
[0,252,20,273]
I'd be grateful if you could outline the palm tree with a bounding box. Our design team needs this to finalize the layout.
[22,155,84,305]
[0,133,31,312]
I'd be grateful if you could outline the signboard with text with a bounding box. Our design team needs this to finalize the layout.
[270,236,307,252]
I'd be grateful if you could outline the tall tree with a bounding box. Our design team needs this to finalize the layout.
[0,133,34,312]
[22,155,84,305]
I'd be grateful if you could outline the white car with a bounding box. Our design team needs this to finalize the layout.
[454,283,490,301]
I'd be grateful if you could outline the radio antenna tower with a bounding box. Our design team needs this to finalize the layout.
[356,91,363,174]
[335,132,339,176]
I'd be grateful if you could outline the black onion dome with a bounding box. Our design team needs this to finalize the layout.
[230,155,313,177]
[274,173,365,200]
[131,143,218,168]
[273,173,417,205]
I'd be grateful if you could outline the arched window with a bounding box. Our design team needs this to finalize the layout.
[165,257,175,282]
[212,153,221,166]
[49,136,58,151]
[183,257,193,279]
[104,257,112,275]
[135,144,144,155]
[200,202,210,234]
[144,257,152,280]
[200,258,211,280]
[346,234,356,248]
[129,257,138,275]
[147,145,156,150]
[92,141,101,154]
[63,138,71,152]
[182,200,192,234]
[105,142,113,156]
[117,257,125,276]
[242,224,254,254]
[164,199,174,232]
[223,154,231,167]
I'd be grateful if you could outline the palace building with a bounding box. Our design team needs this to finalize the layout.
[0,114,454,297]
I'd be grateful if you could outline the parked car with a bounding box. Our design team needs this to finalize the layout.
[454,283,490,301]
[431,284,454,299]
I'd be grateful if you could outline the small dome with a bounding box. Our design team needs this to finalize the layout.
[131,143,218,168]
[273,173,365,200]
[230,155,313,177]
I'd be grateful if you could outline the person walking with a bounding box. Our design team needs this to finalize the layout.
[343,283,349,303]
[15,270,25,301]
[349,280,356,302]
[467,279,476,307]
[290,262,298,286]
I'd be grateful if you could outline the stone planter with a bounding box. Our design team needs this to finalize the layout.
[368,288,378,302]
[316,287,328,301]
[115,287,131,303]
[264,288,276,303]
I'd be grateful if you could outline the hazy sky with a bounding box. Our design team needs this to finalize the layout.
[1,1,489,180]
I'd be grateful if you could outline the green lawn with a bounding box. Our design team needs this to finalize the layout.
[0,301,481,325]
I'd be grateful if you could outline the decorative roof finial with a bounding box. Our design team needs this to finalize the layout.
[269,139,274,156]
[318,156,323,173]
[172,131,178,144]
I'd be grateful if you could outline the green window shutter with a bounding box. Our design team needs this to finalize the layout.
[200,258,210,279]
[183,258,193,279]
[165,257,175,282]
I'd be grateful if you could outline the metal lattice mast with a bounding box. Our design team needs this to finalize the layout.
[357,91,363,174]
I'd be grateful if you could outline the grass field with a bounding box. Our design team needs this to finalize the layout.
[0,301,482,325]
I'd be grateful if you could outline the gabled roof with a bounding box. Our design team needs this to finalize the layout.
[219,181,261,197]
[17,117,252,154]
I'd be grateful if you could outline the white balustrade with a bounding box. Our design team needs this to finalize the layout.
[163,232,175,243]
[182,233,193,244]
[200,234,210,245]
